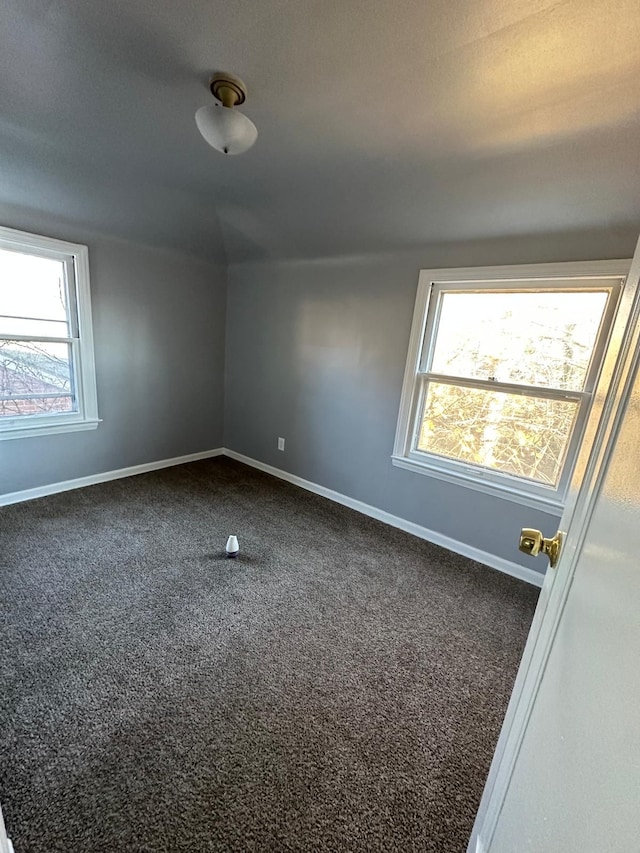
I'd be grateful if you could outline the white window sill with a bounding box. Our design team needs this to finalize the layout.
[391,454,565,513]
[0,418,101,442]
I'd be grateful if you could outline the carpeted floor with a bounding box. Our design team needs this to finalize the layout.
[0,457,538,853]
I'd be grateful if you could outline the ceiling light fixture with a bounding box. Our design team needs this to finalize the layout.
[195,72,258,156]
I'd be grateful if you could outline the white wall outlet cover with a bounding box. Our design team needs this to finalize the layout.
[278,437,285,451]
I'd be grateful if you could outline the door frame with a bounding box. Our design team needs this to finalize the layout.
[468,242,640,853]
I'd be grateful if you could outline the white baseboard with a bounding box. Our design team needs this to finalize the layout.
[224,449,544,588]
[0,448,225,507]
[1,445,543,588]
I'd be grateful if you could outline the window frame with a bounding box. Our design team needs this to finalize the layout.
[0,225,100,441]
[392,261,630,511]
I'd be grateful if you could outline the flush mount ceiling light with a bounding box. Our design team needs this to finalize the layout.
[195,72,258,156]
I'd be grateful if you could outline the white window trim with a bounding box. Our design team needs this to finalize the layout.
[0,225,100,441]
[392,260,631,512]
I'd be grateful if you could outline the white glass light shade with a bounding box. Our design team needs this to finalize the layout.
[195,104,258,155]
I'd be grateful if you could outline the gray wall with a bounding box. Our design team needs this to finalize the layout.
[3,207,635,571]
[224,229,637,571]
[0,208,227,496]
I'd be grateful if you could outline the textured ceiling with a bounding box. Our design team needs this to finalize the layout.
[1,0,639,262]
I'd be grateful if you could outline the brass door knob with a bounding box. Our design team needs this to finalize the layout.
[519,528,564,568]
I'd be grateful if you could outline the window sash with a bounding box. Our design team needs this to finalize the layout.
[419,282,617,390]
[407,374,590,496]
[0,337,81,424]
[0,247,76,332]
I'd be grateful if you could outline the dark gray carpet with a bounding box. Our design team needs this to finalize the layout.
[0,457,538,852]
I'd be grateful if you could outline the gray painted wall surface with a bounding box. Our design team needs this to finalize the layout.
[224,230,638,571]
[2,209,634,571]
[0,208,227,496]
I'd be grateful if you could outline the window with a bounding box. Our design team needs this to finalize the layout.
[0,226,99,440]
[393,262,629,510]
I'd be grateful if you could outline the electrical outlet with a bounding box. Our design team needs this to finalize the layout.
[278,437,285,451]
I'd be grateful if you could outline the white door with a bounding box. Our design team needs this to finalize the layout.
[469,237,640,853]
[0,805,13,853]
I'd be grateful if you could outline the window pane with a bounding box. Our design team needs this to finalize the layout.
[416,382,580,486]
[0,340,76,418]
[430,290,609,391]
[0,248,69,335]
